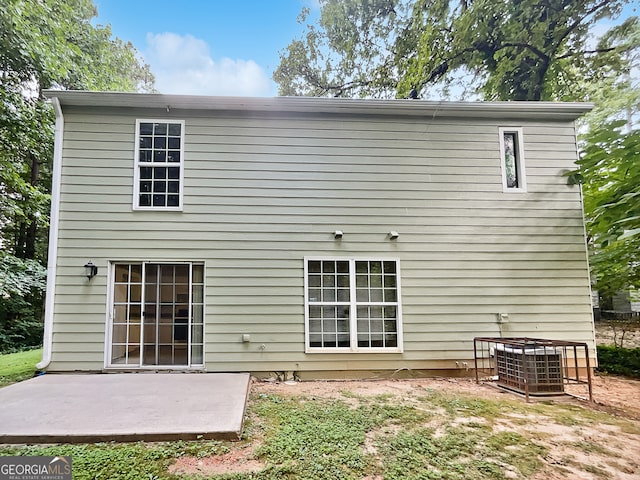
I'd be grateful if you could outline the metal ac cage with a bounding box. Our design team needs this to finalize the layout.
[473,337,593,402]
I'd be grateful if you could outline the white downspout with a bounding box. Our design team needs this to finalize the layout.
[37,97,63,370]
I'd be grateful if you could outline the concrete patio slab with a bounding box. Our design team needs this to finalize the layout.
[0,373,251,443]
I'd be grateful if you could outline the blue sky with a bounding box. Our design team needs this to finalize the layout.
[93,0,320,96]
[93,1,638,98]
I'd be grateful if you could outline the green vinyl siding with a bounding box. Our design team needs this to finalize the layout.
[48,103,594,373]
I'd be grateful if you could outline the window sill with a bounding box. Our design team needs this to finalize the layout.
[132,206,184,212]
[305,347,403,354]
[502,188,527,194]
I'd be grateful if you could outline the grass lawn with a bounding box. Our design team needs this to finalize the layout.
[0,348,42,387]
[1,379,638,479]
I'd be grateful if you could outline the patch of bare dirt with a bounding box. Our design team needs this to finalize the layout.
[253,376,516,401]
[169,446,265,476]
[595,321,640,348]
[529,419,640,480]
[253,375,640,420]
[592,321,640,420]
[589,374,640,420]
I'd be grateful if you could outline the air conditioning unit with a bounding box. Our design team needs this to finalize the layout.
[495,344,564,395]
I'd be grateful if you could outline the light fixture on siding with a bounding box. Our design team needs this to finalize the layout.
[388,231,399,240]
[84,261,98,280]
[334,230,343,239]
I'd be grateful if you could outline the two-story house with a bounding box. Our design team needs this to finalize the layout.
[38,91,594,378]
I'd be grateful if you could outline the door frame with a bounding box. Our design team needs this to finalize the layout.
[104,260,205,370]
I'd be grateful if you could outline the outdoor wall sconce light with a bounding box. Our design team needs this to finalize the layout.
[84,261,98,280]
[334,230,343,239]
[388,231,399,240]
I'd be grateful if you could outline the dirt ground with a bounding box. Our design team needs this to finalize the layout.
[595,320,640,349]
[171,374,640,479]
[589,321,640,418]
[171,323,640,479]
[249,374,640,421]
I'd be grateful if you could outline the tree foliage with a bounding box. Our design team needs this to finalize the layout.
[0,252,46,299]
[577,120,640,295]
[574,23,640,296]
[0,0,155,350]
[275,0,638,100]
[0,252,46,352]
[0,0,154,92]
[0,85,52,262]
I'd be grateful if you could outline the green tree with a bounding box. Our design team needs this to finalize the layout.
[0,0,154,92]
[572,30,640,297]
[0,252,47,352]
[0,85,52,262]
[576,119,640,297]
[275,0,638,100]
[0,0,155,351]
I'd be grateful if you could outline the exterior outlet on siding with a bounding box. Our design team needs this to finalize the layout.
[41,90,595,376]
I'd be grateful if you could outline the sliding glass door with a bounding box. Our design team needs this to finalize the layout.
[109,262,204,367]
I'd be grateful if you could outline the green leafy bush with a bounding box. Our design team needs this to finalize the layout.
[0,296,44,353]
[597,345,640,378]
[0,253,46,353]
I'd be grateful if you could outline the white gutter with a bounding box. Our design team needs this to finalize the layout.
[37,97,63,370]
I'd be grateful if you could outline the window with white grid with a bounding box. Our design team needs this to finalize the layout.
[305,258,402,352]
[133,120,185,210]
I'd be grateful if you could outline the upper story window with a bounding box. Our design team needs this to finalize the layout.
[499,127,526,192]
[304,258,403,353]
[133,120,185,210]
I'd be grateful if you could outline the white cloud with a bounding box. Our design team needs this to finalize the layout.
[144,32,274,97]
[304,0,322,9]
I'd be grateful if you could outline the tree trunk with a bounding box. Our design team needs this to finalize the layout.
[15,224,27,258]
[24,153,40,259]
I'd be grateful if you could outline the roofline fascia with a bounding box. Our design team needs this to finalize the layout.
[42,90,593,121]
